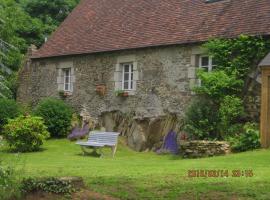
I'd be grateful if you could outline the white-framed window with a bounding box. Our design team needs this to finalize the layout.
[56,61,75,93]
[63,68,71,91]
[121,63,134,90]
[114,55,138,93]
[198,55,217,86]
[199,55,217,72]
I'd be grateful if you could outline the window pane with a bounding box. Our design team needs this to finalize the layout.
[124,82,129,89]
[212,58,217,66]
[65,84,69,91]
[201,67,208,72]
[201,56,209,67]
[124,73,129,81]
[64,69,70,76]
[131,73,133,81]
[124,65,130,72]
[65,76,70,83]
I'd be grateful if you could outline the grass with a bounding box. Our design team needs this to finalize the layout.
[1,138,270,199]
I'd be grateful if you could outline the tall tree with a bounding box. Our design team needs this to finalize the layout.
[23,0,80,38]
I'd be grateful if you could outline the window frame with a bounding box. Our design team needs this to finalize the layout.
[199,55,216,72]
[121,62,134,91]
[198,55,216,86]
[63,68,71,92]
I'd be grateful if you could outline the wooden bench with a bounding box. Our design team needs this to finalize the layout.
[76,131,120,157]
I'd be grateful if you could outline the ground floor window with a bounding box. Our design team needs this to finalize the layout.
[63,68,71,92]
[199,55,217,72]
[121,63,134,90]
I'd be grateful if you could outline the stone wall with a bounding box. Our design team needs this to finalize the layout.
[17,44,260,151]
[180,140,230,158]
[17,45,197,151]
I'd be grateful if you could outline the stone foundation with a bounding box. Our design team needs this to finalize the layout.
[101,111,183,151]
[180,140,230,158]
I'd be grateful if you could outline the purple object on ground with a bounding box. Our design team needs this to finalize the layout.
[67,124,89,140]
[157,130,178,154]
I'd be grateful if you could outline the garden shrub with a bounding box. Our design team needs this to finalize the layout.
[21,177,75,196]
[0,161,21,200]
[0,98,22,131]
[227,123,261,152]
[194,70,243,100]
[185,35,270,141]
[34,98,73,138]
[184,97,220,140]
[218,95,245,135]
[3,115,49,152]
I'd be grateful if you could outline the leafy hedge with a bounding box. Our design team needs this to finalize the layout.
[34,98,73,138]
[228,123,261,152]
[0,98,22,131]
[184,97,219,140]
[3,115,49,152]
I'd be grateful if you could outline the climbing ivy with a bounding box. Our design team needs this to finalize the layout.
[184,35,270,140]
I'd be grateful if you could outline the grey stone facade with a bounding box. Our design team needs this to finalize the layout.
[18,44,260,151]
[18,45,200,151]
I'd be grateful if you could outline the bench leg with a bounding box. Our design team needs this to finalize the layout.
[98,148,104,158]
[111,144,117,157]
[81,146,87,156]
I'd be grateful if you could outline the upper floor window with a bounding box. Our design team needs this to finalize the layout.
[121,63,134,90]
[199,55,217,72]
[63,68,71,91]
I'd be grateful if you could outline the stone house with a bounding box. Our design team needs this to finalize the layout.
[17,0,270,151]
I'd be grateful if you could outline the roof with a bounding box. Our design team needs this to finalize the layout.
[33,0,270,59]
[259,53,270,67]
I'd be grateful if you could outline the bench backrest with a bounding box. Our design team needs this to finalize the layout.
[88,131,119,146]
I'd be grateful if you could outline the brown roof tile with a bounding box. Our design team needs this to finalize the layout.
[33,0,270,58]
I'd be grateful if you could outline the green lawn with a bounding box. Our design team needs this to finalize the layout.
[1,138,270,200]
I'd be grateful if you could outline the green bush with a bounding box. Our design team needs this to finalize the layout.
[34,98,73,138]
[0,98,22,131]
[184,97,219,140]
[228,123,261,152]
[194,70,243,100]
[21,177,75,196]
[0,161,21,200]
[3,115,49,152]
[218,95,245,136]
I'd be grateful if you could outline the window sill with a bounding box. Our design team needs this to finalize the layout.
[126,90,136,96]
[59,90,73,98]
[115,90,136,97]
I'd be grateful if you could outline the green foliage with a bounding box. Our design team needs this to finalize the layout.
[23,0,80,38]
[3,115,49,152]
[0,98,21,131]
[204,35,270,80]
[0,161,21,200]
[186,35,270,140]
[0,0,80,99]
[184,97,219,140]
[228,123,261,152]
[194,70,243,100]
[218,95,245,135]
[34,98,73,138]
[21,177,75,196]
